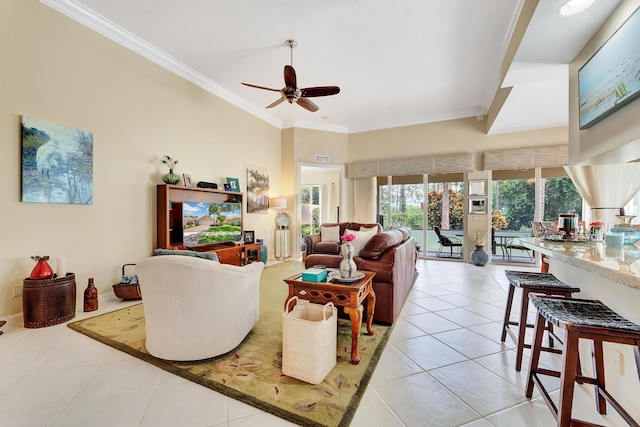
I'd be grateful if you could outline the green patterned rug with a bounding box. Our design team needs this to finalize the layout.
[68,261,393,427]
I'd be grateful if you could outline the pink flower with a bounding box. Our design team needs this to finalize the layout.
[341,233,356,242]
[590,221,604,227]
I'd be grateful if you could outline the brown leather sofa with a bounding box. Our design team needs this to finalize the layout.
[302,222,417,325]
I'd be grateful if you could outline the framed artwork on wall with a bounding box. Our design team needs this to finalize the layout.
[21,116,94,204]
[246,167,269,213]
[579,7,640,129]
[469,197,487,215]
[468,179,487,196]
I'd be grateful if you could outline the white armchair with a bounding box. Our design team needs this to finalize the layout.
[135,255,264,361]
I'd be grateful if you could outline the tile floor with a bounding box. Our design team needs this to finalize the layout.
[0,260,624,426]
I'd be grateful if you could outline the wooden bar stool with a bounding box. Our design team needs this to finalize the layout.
[501,271,581,371]
[526,295,640,427]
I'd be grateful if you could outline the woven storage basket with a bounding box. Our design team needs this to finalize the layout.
[282,296,337,384]
[112,264,142,300]
[23,273,76,328]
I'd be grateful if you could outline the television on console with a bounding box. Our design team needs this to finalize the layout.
[182,200,242,247]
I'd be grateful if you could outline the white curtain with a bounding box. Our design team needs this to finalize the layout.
[565,163,640,228]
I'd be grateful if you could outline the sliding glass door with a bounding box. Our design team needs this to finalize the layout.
[377,176,425,255]
[426,174,464,259]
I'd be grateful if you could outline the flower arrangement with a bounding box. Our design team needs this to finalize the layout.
[341,233,356,242]
[590,221,604,228]
[161,155,179,173]
[473,231,487,247]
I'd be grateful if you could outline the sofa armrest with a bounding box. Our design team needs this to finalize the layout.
[302,234,321,255]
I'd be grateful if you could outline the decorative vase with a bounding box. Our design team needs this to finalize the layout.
[609,215,640,245]
[83,277,98,312]
[470,245,489,266]
[339,242,358,278]
[30,255,54,279]
[162,169,181,185]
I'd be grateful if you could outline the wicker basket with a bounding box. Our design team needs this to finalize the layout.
[282,297,337,384]
[23,273,76,328]
[112,264,142,300]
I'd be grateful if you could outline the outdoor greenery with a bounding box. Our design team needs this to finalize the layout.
[493,177,582,230]
[300,185,320,236]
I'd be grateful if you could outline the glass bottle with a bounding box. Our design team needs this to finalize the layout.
[83,278,98,312]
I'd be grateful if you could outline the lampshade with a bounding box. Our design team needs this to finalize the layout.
[271,197,287,209]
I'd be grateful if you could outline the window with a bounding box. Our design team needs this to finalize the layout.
[300,185,320,237]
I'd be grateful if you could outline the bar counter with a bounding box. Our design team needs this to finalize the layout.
[519,237,640,291]
[518,237,640,424]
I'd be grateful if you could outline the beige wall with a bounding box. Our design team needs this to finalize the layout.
[0,1,281,315]
[569,0,640,165]
[348,117,568,163]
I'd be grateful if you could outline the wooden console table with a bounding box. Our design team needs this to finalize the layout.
[283,270,376,365]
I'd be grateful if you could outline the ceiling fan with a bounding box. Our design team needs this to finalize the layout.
[241,40,340,112]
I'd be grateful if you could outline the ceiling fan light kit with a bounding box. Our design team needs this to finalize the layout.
[241,39,339,112]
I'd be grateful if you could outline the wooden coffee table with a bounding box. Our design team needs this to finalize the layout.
[283,270,376,365]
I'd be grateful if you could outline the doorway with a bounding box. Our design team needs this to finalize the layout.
[297,163,345,258]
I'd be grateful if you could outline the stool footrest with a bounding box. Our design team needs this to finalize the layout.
[597,388,640,427]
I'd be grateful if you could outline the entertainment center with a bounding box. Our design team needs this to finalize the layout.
[156,184,260,266]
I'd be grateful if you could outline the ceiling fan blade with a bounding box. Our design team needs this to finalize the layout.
[241,82,281,92]
[301,86,340,97]
[284,65,297,88]
[296,97,319,112]
[265,97,286,109]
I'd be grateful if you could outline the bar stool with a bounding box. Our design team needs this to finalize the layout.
[501,271,581,371]
[526,295,640,427]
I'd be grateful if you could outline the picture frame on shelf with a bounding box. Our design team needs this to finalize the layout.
[468,179,487,196]
[182,174,193,187]
[226,177,240,192]
[244,230,255,244]
[469,197,487,215]
[224,183,232,191]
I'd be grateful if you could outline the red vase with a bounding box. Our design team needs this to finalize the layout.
[30,256,54,280]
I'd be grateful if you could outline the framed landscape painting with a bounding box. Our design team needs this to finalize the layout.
[21,116,93,204]
[247,168,269,213]
[579,7,640,129]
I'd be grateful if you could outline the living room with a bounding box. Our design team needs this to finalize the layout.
[2,0,640,425]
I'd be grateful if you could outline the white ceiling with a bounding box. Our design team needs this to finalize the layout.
[44,0,622,135]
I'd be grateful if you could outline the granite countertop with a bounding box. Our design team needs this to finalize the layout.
[519,238,640,291]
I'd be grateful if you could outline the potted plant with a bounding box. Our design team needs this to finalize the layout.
[161,155,180,184]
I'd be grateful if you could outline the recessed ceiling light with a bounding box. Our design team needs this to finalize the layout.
[558,0,595,16]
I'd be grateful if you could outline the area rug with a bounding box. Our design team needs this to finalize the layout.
[68,261,393,427]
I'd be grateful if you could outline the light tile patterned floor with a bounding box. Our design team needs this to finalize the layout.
[0,260,622,426]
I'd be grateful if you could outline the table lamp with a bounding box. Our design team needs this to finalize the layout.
[271,197,291,229]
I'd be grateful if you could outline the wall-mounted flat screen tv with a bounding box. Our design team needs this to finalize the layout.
[579,7,640,129]
[182,200,242,247]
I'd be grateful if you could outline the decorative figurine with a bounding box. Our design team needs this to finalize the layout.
[30,255,54,280]
[83,277,98,312]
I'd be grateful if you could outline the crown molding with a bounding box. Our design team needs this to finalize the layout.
[40,0,282,129]
[281,119,349,134]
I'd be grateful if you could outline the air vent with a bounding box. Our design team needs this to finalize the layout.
[315,155,329,163]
